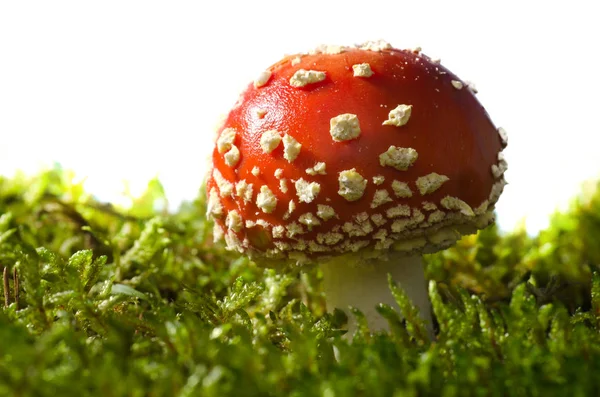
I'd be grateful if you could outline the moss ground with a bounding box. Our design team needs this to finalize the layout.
[1,168,600,396]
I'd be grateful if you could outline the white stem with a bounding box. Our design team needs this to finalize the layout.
[320,255,433,337]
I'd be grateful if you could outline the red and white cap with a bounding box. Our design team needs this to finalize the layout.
[206,41,507,266]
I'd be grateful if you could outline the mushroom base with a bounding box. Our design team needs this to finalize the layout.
[320,254,433,337]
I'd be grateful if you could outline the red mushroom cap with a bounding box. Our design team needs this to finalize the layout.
[206,41,507,266]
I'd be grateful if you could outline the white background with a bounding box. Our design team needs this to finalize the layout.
[1,1,599,233]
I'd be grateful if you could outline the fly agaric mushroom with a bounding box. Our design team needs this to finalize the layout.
[206,40,507,335]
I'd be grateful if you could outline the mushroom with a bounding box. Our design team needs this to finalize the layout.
[206,40,507,336]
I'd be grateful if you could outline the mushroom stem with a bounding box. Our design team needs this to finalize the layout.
[320,255,433,337]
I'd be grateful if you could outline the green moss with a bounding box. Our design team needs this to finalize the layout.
[1,169,600,396]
